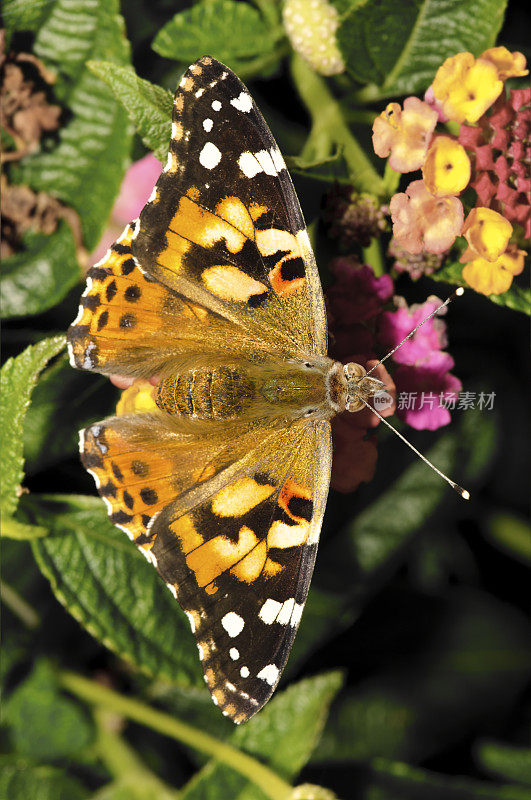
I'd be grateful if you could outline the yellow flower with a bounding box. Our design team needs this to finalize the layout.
[462,207,513,262]
[423,136,471,196]
[462,245,525,295]
[372,97,438,172]
[480,46,529,80]
[116,379,157,415]
[432,52,503,123]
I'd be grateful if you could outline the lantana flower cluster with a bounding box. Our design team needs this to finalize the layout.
[327,258,461,489]
[372,47,529,296]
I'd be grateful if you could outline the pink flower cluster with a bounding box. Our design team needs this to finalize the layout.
[378,298,462,430]
[327,258,461,439]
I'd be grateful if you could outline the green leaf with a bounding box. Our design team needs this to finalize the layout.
[0,336,66,519]
[315,589,531,765]
[368,756,531,800]
[14,0,133,251]
[0,224,81,320]
[0,756,88,800]
[489,285,531,315]
[87,62,172,163]
[486,514,531,566]
[3,0,51,42]
[339,0,508,98]
[180,671,343,800]
[30,494,204,687]
[0,758,88,800]
[4,660,94,760]
[476,741,531,787]
[344,434,458,575]
[23,353,113,476]
[152,0,278,71]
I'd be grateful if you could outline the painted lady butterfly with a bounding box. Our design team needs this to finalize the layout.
[67,56,384,723]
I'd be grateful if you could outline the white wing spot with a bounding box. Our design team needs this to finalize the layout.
[259,598,282,625]
[199,142,221,169]
[211,100,222,111]
[198,645,204,660]
[195,87,204,98]
[229,647,239,660]
[271,147,286,172]
[230,91,253,113]
[277,597,295,626]
[203,118,213,132]
[238,151,261,178]
[291,602,305,628]
[186,611,196,633]
[221,612,244,637]
[167,583,177,599]
[240,666,250,678]
[255,149,277,175]
[257,664,279,686]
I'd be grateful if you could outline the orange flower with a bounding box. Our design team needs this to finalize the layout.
[423,135,471,196]
[462,244,525,295]
[372,97,437,172]
[389,180,464,254]
[432,52,503,123]
[480,46,528,80]
[462,207,513,262]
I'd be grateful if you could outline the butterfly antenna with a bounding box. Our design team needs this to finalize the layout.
[365,288,465,378]
[356,394,470,499]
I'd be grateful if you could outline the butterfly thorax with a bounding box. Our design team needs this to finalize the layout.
[156,359,348,421]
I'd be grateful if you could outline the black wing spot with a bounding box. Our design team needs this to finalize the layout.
[97,311,109,330]
[140,488,158,505]
[106,280,117,302]
[123,490,134,509]
[132,461,149,476]
[121,257,136,275]
[280,257,305,281]
[119,313,136,329]
[124,285,141,302]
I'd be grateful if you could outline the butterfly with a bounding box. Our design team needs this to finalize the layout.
[67,56,383,723]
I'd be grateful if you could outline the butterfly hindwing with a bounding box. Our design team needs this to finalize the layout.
[81,408,331,721]
[132,56,327,357]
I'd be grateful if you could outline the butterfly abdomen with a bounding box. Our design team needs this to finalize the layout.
[156,366,256,420]
[156,360,337,421]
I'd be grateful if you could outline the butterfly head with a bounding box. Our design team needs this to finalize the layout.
[343,362,385,413]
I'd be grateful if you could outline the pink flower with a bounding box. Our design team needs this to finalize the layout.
[423,85,449,123]
[389,180,464,254]
[394,362,462,430]
[378,297,448,365]
[372,97,438,172]
[327,257,393,325]
[92,154,162,262]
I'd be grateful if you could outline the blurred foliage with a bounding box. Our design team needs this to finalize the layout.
[1,1,529,799]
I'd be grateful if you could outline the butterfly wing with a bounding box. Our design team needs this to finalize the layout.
[67,224,289,379]
[132,56,327,358]
[70,56,333,721]
[82,411,331,722]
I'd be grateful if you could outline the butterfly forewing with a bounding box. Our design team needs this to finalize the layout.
[132,55,327,358]
[68,56,332,722]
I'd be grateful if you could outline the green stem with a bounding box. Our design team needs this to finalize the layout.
[1,581,40,628]
[93,708,179,798]
[60,671,292,800]
[362,238,385,276]
[290,54,384,196]
[382,161,401,197]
